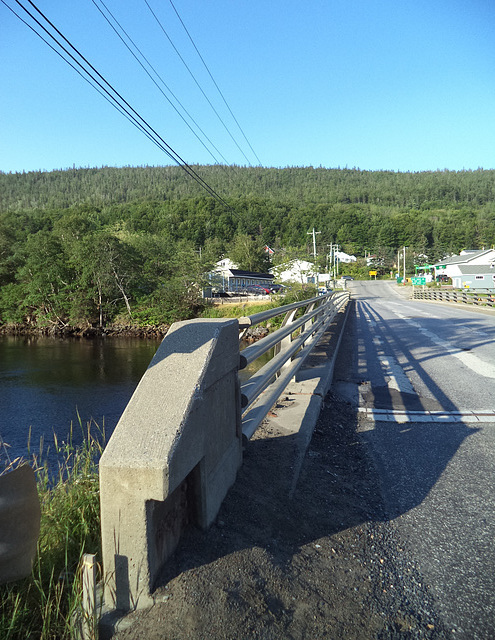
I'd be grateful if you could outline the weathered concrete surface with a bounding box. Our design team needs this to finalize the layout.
[0,464,41,584]
[99,318,243,612]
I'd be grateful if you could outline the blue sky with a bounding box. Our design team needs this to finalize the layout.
[1,0,494,173]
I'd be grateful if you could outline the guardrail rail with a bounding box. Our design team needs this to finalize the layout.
[238,291,349,440]
[412,288,495,307]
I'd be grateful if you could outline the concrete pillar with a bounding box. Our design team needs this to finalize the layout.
[99,318,242,611]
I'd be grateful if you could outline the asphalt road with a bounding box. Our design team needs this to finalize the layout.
[336,281,495,639]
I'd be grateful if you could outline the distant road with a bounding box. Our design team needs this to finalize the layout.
[336,280,495,639]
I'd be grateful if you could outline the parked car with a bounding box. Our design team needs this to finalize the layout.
[245,285,271,295]
[341,275,354,280]
[436,274,450,283]
[269,284,285,293]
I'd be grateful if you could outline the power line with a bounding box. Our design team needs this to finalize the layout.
[91,0,231,166]
[144,0,258,167]
[168,0,262,166]
[4,0,233,209]
[1,0,140,132]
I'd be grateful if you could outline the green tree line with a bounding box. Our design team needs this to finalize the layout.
[1,166,494,329]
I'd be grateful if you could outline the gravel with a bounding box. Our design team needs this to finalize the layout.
[106,391,451,640]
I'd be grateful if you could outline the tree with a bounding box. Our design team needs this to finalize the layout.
[13,231,74,326]
[228,234,271,272]
[69,232,140,327]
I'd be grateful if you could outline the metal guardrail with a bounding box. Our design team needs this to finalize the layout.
[238,291,349,441]
[412,288,495,307]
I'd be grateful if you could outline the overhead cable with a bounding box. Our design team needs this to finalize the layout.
[168,0,262,166]
[144,0,256,167]
[91,0,230,166]
[4,0,233,208]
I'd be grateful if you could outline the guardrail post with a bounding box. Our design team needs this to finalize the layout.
[276,307,299,377]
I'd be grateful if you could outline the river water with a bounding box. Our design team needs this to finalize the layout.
[0,335,159,469]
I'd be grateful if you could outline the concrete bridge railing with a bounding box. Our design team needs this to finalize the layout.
[99,291,349,613]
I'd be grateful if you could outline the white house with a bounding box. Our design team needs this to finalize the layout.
[272,260,330,285]
[273,260,316,284]
[433,249,495,280]
[336,250,357,264]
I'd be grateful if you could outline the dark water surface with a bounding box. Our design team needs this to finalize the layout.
[0,335,158,467]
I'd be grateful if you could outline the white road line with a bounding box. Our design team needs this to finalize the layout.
[378,356,416,394]
[393,312,495,379]
[358,408,495,424]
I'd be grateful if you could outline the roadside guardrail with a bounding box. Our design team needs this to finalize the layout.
[239,291,349,440]
[412,288,495,308]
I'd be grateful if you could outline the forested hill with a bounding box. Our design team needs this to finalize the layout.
[1,164,495,330]
[2,165,495,211]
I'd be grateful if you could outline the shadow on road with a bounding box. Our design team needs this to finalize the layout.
[155,299,477,586]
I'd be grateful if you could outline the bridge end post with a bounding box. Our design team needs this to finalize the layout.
[99,318,242,613]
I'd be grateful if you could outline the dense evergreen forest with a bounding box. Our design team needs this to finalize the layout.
[1,165,494,330]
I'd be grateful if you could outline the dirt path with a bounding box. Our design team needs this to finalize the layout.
[107,388,449,640]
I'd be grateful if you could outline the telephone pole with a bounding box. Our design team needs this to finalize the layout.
[307,228,321,286]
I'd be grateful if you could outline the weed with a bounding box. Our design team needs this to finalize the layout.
[0,419,104,639]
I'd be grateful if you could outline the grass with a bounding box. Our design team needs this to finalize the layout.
[202,299,280,319]
[0,420,104,640]
[202,289,319,321]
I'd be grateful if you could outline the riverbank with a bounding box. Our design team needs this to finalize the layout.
[0,322,169,339]
[0,298,279,339]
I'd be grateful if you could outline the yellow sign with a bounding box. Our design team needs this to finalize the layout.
[369,270,377,276]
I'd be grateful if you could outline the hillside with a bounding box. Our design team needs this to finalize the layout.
[2,165,495,211]
[1,165,494,330]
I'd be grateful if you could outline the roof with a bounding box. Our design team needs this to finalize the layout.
[457,265,495,275]
[433,249,495,267]
[228,269,274,279]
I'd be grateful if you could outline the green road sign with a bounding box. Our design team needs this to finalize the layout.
[411,277,426,285]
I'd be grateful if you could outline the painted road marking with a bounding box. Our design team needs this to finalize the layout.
[359,408,495,423]
[393,311,495,379]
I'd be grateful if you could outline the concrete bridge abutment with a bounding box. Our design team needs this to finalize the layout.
[99,318,242,612]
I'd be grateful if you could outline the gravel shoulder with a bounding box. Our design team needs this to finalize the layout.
[108,404,448,639]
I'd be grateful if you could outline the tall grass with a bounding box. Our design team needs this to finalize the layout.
[202,289,319,320]
[0,420,104,640]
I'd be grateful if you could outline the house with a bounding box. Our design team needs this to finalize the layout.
[273,260,317,284]
[272,259,330,286]
[433,249,495,281]
[210,260,274,293]
[336,250,356,264]
[451,265,495,291]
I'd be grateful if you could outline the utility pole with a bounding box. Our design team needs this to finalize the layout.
[327,242,340,278]
[307,228,321,286]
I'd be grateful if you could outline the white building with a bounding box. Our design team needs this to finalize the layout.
[209,259,274,293]
[336,250,356,263]
[272,260,330,285]
[273,260,316,284]
[433,249,495,280]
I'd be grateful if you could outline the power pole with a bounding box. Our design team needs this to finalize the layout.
[307,228,321,286]
[327,242,340,278]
